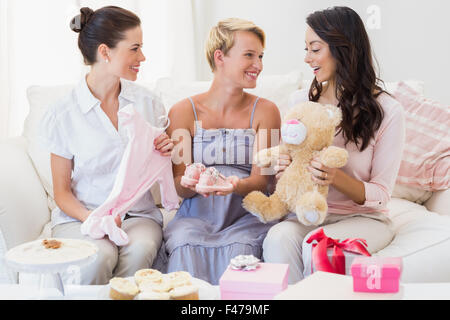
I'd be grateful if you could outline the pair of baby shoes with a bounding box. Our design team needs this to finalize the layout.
[181,163,233,193]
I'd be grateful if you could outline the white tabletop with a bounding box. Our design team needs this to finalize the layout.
[1,273,450,300]
[0,284,104,300]
[275,272,450,300]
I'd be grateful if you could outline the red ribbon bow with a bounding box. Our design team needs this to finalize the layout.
[306,228,371,275]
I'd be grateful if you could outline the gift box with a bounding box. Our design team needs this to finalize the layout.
[309,250,361,275]
[306,228,371,276]
[350,257,402,293]
[219,262,289,300]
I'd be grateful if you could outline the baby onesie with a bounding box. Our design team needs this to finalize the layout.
[81,104,179,246]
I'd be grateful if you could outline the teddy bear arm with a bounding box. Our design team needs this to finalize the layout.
[319,146,349,168]
[254,145,281,167]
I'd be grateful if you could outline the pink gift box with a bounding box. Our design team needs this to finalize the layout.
[219,263,289,300]
[350,257,402,293]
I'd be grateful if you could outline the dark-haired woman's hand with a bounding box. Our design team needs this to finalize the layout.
[308,157,336,186]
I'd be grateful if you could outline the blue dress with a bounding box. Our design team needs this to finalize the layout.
[160,97,276,285]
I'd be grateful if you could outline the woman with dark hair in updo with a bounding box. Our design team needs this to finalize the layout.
[39,6,173,285]
[262,6,405,284]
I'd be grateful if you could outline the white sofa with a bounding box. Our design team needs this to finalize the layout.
[1,73,449,285]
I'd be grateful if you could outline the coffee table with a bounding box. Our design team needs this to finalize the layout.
[0,283,104,300]
[1,272,449,299]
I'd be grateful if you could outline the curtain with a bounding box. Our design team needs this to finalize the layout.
[0,0,10,139]
[0,0,198,139]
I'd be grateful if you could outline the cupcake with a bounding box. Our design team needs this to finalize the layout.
[166,271,192,287]
[169,285,199,300]
[137,291,171,300]
[139,276,173,293]
[109,277,139,300]
[134,269,163,285]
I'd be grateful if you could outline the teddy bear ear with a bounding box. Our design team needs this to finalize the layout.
[324,104,342,127]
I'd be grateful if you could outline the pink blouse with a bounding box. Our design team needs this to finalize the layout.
[288,89,405,215]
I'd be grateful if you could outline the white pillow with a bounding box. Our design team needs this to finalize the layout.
[391,184,433,204]
[154,77,209,112]
[24,85,75,210]
[155,70,303,115]
[384,80,424,95]
[23,85,75,140]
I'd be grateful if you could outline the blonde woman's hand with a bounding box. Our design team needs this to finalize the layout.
[215,176,240,196]
[180,177,212,198]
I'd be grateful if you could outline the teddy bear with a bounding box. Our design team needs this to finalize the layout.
[242,101,348,226]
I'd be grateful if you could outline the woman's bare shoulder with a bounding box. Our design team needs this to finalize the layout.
[167,97,198,131]
[252,96,281,129]
[169,97,196,116]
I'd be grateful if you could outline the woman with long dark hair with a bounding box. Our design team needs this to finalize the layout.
[262,6,405,284]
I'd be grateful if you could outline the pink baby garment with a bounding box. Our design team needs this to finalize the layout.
[80,104,179,246]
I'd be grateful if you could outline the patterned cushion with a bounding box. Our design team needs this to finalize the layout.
[393,82,450,191]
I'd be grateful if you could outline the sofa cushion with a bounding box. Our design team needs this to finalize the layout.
[393,82,449,191]
[0,137,51,283]
[0,137,51,247]
[424,188,450,217]
[375,198,450,282]
[24,85,74,211]
[391,184,433,205]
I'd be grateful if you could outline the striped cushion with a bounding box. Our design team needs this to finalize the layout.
[394,82,449,191]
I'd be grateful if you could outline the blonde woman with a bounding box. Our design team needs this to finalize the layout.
[162,18,281,284]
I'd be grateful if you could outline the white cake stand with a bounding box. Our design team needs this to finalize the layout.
[5,239,98,298]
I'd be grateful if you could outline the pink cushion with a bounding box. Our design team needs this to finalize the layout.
[393,82,449,191]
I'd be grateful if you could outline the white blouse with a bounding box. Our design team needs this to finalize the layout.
[39,76,167,228]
